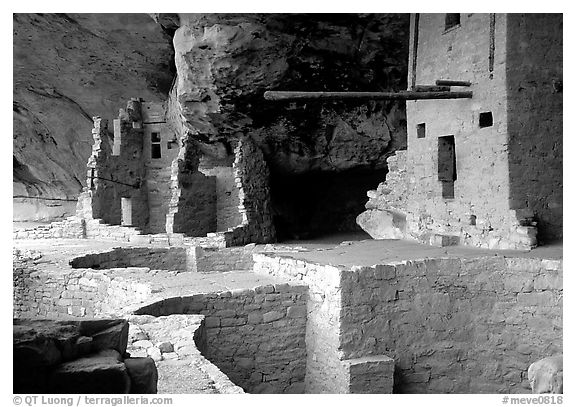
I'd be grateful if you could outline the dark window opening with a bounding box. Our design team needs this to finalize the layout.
[151,132,162,158]
[151,144,162,159]
[445,14,461,31]
[167,139,178,150]
[417,123,426,138]
[469,215,477,225]
[438,135,456,199]
[479,112,493,128]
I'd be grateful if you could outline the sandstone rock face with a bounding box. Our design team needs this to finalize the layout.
[528,355,563,394]
[169,13,408,174]
[13,13,174,220]
[167,13,409,237]
[14,13,409,230]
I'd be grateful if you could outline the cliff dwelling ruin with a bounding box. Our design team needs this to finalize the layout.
[13,13,563,396]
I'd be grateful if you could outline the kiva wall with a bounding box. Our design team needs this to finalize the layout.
[225,135,276,245]
[13,257,151,319]
[69,247,187,272]
[134,283,308,394]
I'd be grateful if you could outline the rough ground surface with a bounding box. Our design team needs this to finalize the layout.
[157,359,218,393]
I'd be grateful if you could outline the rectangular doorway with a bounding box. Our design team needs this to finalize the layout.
[121,197,133,226]
[438,135,456,199]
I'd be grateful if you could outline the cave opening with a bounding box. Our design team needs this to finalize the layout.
[270,167,388,241]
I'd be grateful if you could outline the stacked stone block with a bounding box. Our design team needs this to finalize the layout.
[127,314,244,394]
[13,319,158,394]
[13,250,151,319]
[253,254,390,393]
[186,244,257,273]
[13,217,84,240]
[134,283,308,393]
[225,135,276,246]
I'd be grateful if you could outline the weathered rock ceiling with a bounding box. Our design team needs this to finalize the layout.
[13,13,410,219]
[170,13,409,174]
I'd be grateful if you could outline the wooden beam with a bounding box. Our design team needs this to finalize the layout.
[264,90,473,101]
[413,85,451,92]
[435,80,472,87]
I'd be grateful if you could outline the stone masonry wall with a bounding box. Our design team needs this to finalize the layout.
[142,102,180,234]
[226,136,276,246]
[362,14,541,250]
[126,314,244,394]
[505,14,563,243]
[166,141,218,237]
[69,247,187,273]
[186,245,256,273]
[254,252,562,394]
[83,100,149,229]
[13,250,151,319]
[199,164,243,232]
[133,283,308,394]
[405,14,519,248]
[253,254,354,393]
[357,151,408,239]
[340,256,562,393]
[13,217,85,240]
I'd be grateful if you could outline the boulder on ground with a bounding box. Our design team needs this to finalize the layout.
[356,209,406,239]
[528,355,563,394]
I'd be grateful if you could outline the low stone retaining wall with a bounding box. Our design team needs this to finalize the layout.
[133,283,308,393]
[253,253,563,394]
[70,247,187,272]
[14,250,151,319]
[68,244,258,274]
[187,244,256,272]
[13,319,158,394]
[13,217,84,240]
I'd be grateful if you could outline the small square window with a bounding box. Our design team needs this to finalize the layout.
[445,14,461,31]
[151,132,161,142]
[479,112,493,128]
[417,123,426,138]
